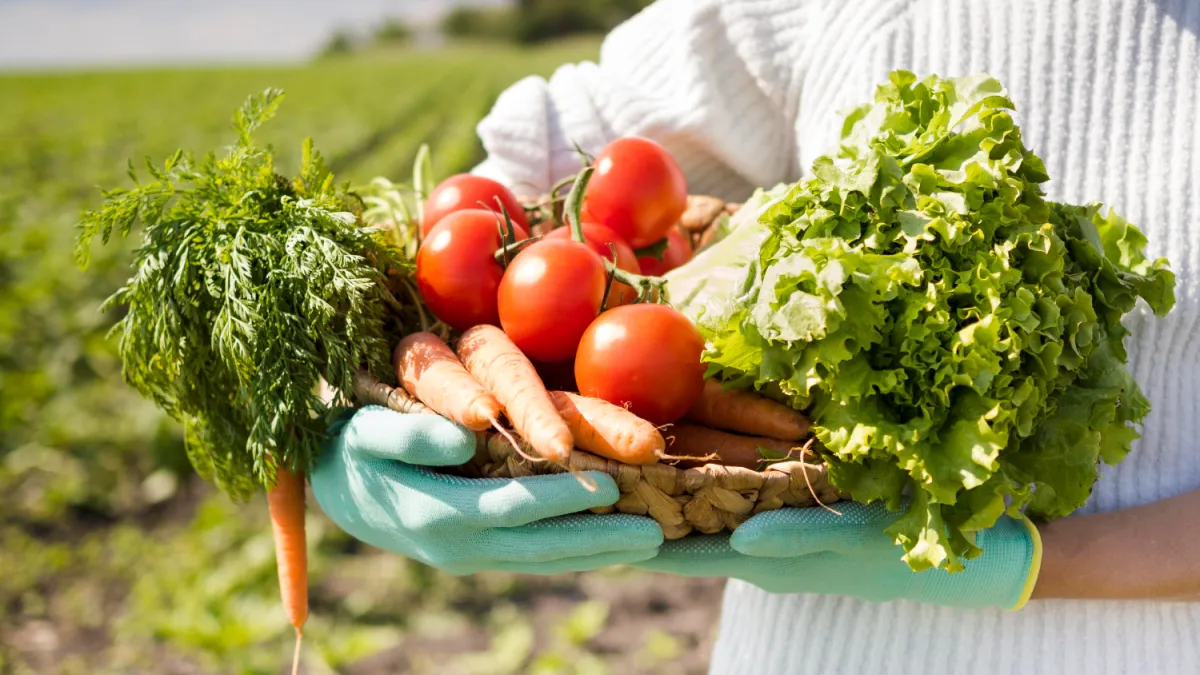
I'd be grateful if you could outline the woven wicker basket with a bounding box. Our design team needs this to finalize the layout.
[355,375,845,539]
[353,193,846,539]
[470,434,842,539]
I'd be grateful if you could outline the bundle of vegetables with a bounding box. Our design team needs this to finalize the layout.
[379,152,839,538]
[74,90,428,670]
[361,163,835,536]
[399,138,818,471]
[691,71,1175,571]
[74,87,818,671]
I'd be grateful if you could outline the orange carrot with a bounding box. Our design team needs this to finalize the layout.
[395,332,501,431]
[267,467,307,675]
[687,379,810,440]
[550,391,664,465]
[666,423,801,469]
[456,325,573,461]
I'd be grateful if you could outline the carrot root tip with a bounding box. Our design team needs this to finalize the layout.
[292,626,303,675]
[560,461,600,493]
[656,450,718,464]
[793,439,841,516]
[491,418,546,464]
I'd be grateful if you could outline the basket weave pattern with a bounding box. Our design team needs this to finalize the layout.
[464,434,844,539]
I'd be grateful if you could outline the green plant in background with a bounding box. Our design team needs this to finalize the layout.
[375,19,413,46]
[442,0,654,44]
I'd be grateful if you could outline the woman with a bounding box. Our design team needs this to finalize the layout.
[312,1,1200,672]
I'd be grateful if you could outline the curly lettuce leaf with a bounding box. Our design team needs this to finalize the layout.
[701,71,1174,571]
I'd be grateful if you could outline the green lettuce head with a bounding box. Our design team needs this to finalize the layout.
[694,71,1174,571]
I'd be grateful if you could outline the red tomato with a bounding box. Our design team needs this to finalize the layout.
[575,304,706,425]
[637,227,693,277]
[583,137,687,248]
[421,174,528,238]
[498,239,608,363]
[546,222,640,306]
[415,210,528,331]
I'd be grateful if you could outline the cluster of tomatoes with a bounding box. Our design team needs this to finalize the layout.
[414,137,707,425]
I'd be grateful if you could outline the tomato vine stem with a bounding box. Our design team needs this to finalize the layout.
[493,199,526,267]
[605,261,668,304]
[493,234,544,264]
[598,242,618,311]
[549,172,578,198]
[560,165,669,303]
[562,166,593,245]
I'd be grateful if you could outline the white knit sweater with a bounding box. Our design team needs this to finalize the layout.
[473,1,1200,673]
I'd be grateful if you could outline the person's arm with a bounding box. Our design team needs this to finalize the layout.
[472,0,821,201]
[1033,488,1200,601]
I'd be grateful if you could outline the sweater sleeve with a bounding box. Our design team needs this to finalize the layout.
[472,0,821,202]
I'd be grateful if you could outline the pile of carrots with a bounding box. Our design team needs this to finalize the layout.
[393,326,812,470]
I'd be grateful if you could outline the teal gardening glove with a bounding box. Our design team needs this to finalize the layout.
[633,502,1042,610]
[311,406,664,574]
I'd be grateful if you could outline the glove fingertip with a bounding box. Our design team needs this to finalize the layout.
[593,513,665,549]
[730,520,810,558]
[728,526,762,554]
[405,415,478,466]
[630,522,666,549]
[346,407,476,465]
[579,470,620,506]
[525,470,620,514]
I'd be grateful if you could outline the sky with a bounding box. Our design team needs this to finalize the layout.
[0,0,505,70]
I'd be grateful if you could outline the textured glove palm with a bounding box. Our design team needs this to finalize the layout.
[311,406,664,574]
[634,502,1041,610]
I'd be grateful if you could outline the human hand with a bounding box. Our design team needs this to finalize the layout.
[311,406,664,574]
[633,502,1040,610]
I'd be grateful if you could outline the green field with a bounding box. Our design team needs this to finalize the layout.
[0,41,720,675]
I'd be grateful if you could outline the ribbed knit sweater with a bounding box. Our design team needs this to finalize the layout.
[472,1,1200,672]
